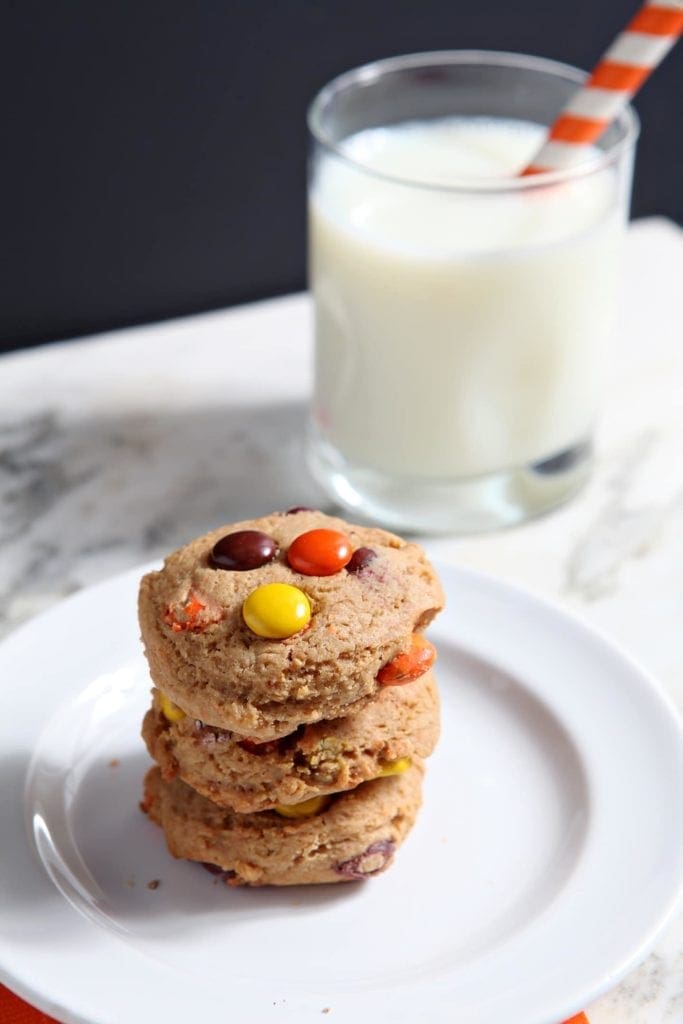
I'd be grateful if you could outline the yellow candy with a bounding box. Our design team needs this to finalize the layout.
[377,756,412,777]
[242,583,311,639]
[159,692,186,723]
[274,794,331,819]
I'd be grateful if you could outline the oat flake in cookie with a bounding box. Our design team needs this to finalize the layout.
[138,509,444,739]
[142,762,424,886]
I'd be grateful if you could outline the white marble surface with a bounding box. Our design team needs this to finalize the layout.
[1,216,682,1022]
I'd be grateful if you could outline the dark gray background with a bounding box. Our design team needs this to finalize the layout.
[1,1,681,352]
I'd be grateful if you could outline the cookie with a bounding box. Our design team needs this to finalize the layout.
[142,762,423,886]
[138,509,444,738]
[142,670,439,812]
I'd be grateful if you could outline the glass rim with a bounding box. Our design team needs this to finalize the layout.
[307,49,640,194]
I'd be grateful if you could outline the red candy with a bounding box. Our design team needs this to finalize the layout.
[287,529,352,576]
[377,634,436,685]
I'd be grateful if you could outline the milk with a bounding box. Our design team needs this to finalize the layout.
[309,117,625,479]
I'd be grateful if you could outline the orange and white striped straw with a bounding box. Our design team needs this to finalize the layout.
[523,0,683,174]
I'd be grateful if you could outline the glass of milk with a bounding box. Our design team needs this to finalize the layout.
[306,51,638,533]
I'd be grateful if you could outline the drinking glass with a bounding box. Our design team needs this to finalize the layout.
[306,51,638,533]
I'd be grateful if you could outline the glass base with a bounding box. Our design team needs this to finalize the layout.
[306,428,592,535]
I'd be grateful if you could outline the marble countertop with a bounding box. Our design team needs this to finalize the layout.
[2,216,682,1022]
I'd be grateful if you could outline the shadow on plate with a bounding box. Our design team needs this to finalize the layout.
[31,748,363,938]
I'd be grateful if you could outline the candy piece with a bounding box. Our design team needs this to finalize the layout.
[200,862,237,883]
[163,591,205,632]
[335,840,396,879]
[159,693,186,723]
[377,756,412,777]
[274,794,331,818]
[346,546,377,574]
[201,862,225,875]
[287,529,352,576]
[163,589,224,632]
[210,530,277,571]
[242,582,311,638]
[377,634,436,685]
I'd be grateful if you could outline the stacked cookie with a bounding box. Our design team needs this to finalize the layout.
[139,509,443,886]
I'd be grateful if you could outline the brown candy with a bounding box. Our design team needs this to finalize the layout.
[335,839,396,879]
[346,547,377,574]
[210,530,277,571]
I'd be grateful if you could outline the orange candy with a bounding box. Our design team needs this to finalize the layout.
[377,634,436,685]
[163,589,224,633]
[287,529,352,576]
[164,591,207,632]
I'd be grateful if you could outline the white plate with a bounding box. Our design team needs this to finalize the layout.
[1,562,683,1024]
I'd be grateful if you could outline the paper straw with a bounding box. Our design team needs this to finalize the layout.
[523,0,683,174]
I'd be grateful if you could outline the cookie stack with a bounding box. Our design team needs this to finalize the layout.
[139,509,444,886]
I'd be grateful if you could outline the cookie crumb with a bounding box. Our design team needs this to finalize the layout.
[147,879,160,890]
[322,1009,331,1015]
[108,758,120,768]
